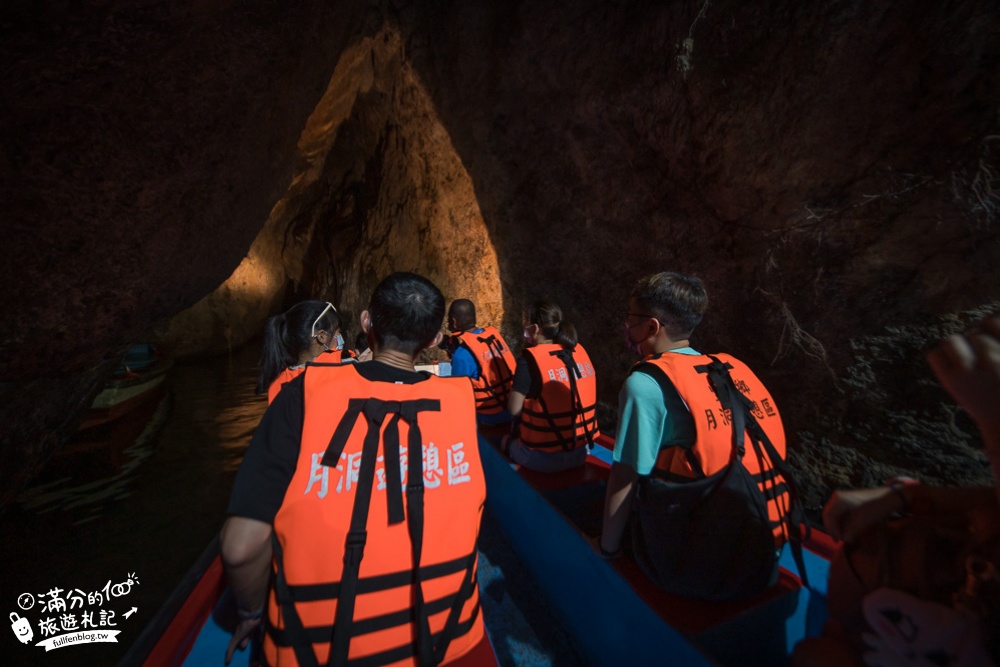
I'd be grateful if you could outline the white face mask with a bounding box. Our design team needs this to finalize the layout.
[334,333,344,350]
[311,302,337,338]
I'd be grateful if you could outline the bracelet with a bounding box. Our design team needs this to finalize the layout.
[599,544,622,559]
[238,607,264,621]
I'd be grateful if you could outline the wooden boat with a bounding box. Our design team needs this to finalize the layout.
[79,344,172,431]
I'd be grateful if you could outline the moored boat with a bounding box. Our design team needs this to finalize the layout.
[80,344,173,431]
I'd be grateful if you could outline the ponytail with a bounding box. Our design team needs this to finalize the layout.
[526,300,577,351]
[255,300,341,395]
[256,313,294,394]
[555,322,578,350]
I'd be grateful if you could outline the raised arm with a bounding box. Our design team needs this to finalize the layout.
[926,314,1000,505]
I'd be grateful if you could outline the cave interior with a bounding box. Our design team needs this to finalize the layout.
[2,0,999,509]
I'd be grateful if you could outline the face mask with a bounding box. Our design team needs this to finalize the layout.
[334,333,344,350]
[624,322,642,355]
[523,326,534,345]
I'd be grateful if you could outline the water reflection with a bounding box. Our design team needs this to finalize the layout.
[18,393,170,525]
[0,341,266,667]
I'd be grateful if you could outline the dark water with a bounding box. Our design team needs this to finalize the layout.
[0,342,587,667]
[1,342,266,666]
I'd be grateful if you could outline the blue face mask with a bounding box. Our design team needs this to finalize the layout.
[334,333,344,350]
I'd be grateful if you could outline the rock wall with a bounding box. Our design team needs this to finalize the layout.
[156,26,504,359]
[2,0,999,508]
[0,0,370,504]
[393,0,1000,508]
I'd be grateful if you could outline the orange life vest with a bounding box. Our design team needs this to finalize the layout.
[450,327,516,415]
[517,343,598,451]
[267,349,355,404]
[636,352,790,544]
[264,363,485,667]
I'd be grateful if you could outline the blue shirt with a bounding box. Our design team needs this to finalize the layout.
[612,348,700,475]
[450,327,512,425]
[449,328,484,380]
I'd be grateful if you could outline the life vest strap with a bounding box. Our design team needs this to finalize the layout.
[323,397,442,667]
[703,355,811,589]
[519,409,598,429]
[271,535,322,667]
[352,607,480,667]
[266,586,477,644]
[266,605,480,667]
[277,552,474,603]
[520,403,598,421]
[515,347,598,451]
[457,331,514,411]
[473,334,514,408]
[752,467,782,484]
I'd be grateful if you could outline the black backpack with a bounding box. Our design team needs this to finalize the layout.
[629,355,809,601]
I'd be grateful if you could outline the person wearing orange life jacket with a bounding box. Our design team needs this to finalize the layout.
[443,298,516,425]
[600,272,805,601]
[256,300,356,404]
[222,273,486,667]
[503,300,598,473]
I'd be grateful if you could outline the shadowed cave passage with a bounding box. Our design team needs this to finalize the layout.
[2,1,1000,512]
[156,27,506,363]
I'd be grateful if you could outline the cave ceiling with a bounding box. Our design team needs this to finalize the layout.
[2,0,999,506]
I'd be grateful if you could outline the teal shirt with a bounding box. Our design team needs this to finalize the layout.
[612,347,700,475]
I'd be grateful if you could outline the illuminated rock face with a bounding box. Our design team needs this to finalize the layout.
[2,1,1000,507]
[158,27,504,358]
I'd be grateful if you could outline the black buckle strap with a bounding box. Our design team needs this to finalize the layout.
[323,397,441,667]
[431,548,479,664]
[281,553,473,602]
[271,535,321,667]
[266,582,477,645]
[697,358,747,459]
[702,355,811,589]
[471,333,513,407]
[524,348,593,451]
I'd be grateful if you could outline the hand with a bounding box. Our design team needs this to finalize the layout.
[226,616,262,665]
[927,315,1000,446]
[823,487,903,543]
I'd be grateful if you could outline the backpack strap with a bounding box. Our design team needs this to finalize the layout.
[630,361,703,478]
[703,355,811,590]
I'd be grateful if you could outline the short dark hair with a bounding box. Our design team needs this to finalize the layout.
[631,272,708,338]
[448,299,477,331]
[368,272,445,355]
